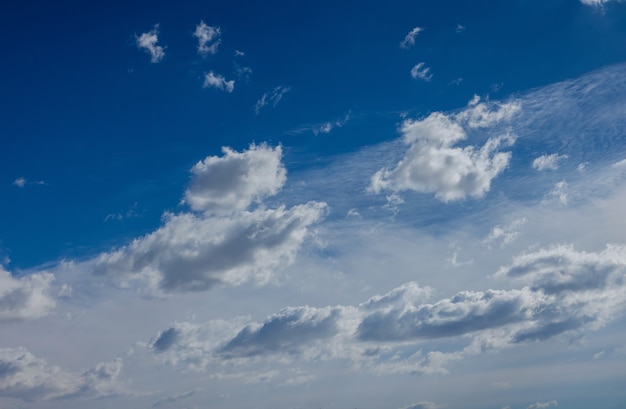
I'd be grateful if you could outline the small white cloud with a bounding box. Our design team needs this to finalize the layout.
[12,177,26,188]
[547,181,569,205]
[527,401,558,409]
[410,62,433,81]
[136,24,165,63]
[184,144,286,215]
[532,153,568,171]
[203,71,234,92]
[194,21,221,56]
[456,23,466,33]
[484,217,527,249]
[234,50,245,57]
[312,112,350,135]
[400,27,424,49]
[400,402,439,409]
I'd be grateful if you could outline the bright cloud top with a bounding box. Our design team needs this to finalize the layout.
[203,71,235,92]
[194,21,221,56]
[136,24,165,63]
[94,144,326,293]
[400,27,424,49]
[369,96,520,202]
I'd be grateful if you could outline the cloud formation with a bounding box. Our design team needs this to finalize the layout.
[369,97,520,202]
[532,153,568,171]
[136,25,165,63]
[410,63,433,81]
[0,267,55,321]
[184,144,286,215]
[400,27,424,49]
[203,71,235,92]
[0,347,125,401]
[527,401,558,409]
[254,86,291,114]
[194,21,221,56]
[94,144,327,293]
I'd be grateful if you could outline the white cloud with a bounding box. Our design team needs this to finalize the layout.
[456,24,466,33]
[94,144,327,294]
[400,27,424,49]
[136,24,165,63]
[312,112,350,135]
[203,71,235,92]
[532,153,568,171]
[0,347,126,401]
[369,97,520,202]
[194,21,221,56]
[0,267,56,321]
[12,177,26,188]
[484,217,527,249]
[184,144,286,215]
[547,181,569,205]
[410,62,433,81]
[527,400,558,409]
[580,0,621,5]
[254,86,291,114]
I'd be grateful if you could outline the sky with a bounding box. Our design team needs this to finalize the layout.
[1,0,626,408]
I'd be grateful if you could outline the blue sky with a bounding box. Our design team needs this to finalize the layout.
[2,1,626,408]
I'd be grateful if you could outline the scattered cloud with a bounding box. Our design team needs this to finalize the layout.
[12,177,26,188]
[0,267,56,321]
[369,96,520,202]
[203,71,235,92]
[0,347,126,401]
[400,402,439,409]
[94,144,327,294]
[546,181,569,205]
[484,217,527,249]
[184,144,286,215]
[532,153,568,171]
[456,24,466,33]
[312,112,351,135]
[254,86,291,114]
[410,62,433,81]
[234,50,245,57]
[400,27,424,49]
[194,21,221,56]
[528,401,558,409]
[136,24,165,63]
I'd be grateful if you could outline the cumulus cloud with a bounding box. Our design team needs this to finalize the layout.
[94,144,327,293]
[254,86,291,114]
[136,24,165,63]
[0,347,126,401]
[400,27,424,49]
[410,62,433,81]
[203,71,235,92]
[150,243,626,374]
[184,144,286,215]
[532,153,568,171]
[369,97,520,202]
[194,21,221,56]
[0,267,56,321]
[527,401,558,409]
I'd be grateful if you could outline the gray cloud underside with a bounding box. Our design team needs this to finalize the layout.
[146,244,626,373]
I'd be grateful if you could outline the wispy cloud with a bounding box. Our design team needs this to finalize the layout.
[203,71,235,92]
[136,24,165,63]
[410,62,433,81]
[400,27,424,49]
[194,21,221,56]
[254,86,291,114]
[532,153,568,171]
